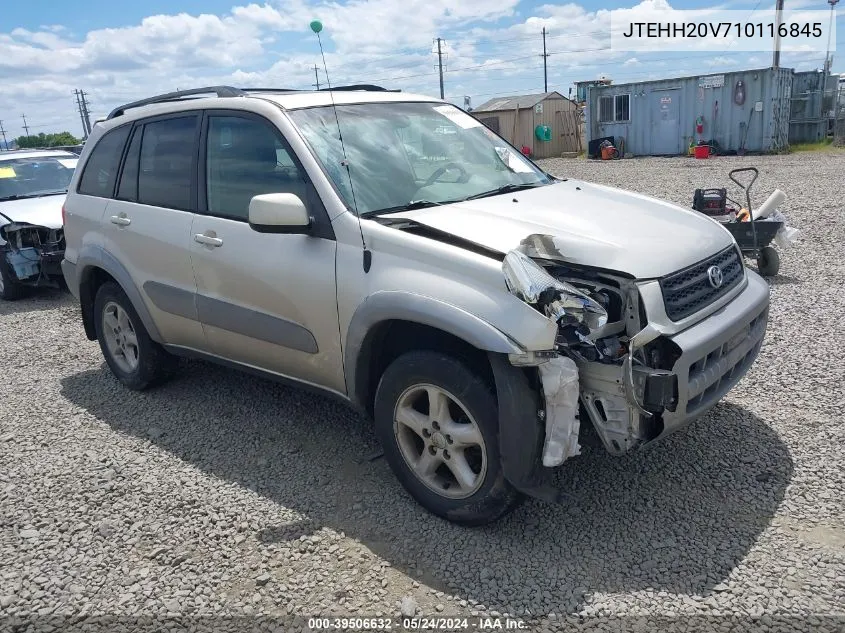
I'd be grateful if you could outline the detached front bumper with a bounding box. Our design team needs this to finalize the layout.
[579,270,770,455]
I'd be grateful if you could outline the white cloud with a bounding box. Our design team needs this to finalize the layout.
[1,0,839,138]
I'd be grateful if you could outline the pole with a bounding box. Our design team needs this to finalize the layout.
[21,114,30,136]
[824,0,840,76]
[772,0,784,68]
[80,91,92,135]
[74,90,88,139]
[541,27,549,93]
[0,121,7,150]
[436,37,445,100]
[313,64,321,90]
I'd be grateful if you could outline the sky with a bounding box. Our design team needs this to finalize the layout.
[1,0,843,140]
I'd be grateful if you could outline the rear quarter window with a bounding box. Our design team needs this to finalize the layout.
[77,126,131,198]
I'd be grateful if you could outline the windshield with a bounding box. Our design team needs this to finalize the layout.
[287,102,552,215]
[0,155,77,201]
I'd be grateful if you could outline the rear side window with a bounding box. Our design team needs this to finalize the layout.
[138,116,198,210]
[77,125,131,197]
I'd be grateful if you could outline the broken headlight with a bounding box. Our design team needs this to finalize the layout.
[503,250,608,330]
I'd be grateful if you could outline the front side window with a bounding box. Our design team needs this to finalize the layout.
[137,116,198,210]
[205,115,308,221]
[77,125,131,197]
[287,102,551,216]
[0,154,78,201]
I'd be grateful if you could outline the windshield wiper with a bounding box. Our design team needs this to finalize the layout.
[463,182,546,201]
[0,190,68,202]
[363,200,445,216]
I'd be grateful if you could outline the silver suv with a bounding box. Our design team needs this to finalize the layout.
[62,86,770,525]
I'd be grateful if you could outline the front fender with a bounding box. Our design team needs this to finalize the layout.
[345,290,525,409]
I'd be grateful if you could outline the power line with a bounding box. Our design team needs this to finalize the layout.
[0,121,8,150]
[312,64,321,90]
[21,114,30,136]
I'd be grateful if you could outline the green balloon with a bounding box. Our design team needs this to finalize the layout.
[310,20,323,33]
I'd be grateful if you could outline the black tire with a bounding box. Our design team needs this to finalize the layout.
[0,255,25,300]
[373,351,523,526]
[756,246,780,277]
[94,281,176,390]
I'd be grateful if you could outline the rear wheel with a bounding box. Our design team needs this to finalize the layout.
[374,351,523,526]
[0,256,24,300]
[94,281,176,390]
[756,246,780,277]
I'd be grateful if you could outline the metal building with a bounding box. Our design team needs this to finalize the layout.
[789,70,840,143]
[472,92,583,158]
[583,67,794,156]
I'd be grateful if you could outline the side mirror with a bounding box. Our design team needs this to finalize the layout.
[248,193,311,234]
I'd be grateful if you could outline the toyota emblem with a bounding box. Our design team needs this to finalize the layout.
[707,265,724,288]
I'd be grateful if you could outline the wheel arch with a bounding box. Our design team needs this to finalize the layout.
[344,291,524,417]
[77,246,163,343]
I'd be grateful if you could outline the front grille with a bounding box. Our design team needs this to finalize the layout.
[659,246,743,321]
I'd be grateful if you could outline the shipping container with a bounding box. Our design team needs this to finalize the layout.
[584,67,793,156]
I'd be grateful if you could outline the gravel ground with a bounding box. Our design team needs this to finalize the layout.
[1,153,844,632]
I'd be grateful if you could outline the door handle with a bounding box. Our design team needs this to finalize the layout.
[194,233,223,247]
[110,215,131,226]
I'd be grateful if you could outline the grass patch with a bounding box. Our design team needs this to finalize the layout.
[789,138,844,153]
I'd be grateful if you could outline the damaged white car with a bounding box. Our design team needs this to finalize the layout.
[0,149,77,300]
[62,87,769,525]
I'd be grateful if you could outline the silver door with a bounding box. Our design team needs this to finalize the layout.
[189,112,344,394]
[104,115,205,349]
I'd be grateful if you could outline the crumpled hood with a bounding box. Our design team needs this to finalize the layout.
[0,195,65,231]
[385,180,735,279]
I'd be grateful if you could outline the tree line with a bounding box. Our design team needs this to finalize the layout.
[14,132,81,148]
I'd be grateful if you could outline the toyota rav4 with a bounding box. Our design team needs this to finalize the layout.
[61,86,770,525]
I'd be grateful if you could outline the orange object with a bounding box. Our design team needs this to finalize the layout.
[693,145,710,159]
[601,146,618,160]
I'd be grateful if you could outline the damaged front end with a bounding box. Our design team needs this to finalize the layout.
[502,235,681,467]
[0,221,66,289]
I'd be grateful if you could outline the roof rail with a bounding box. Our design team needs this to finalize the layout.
[241,84,401,94]
[106,86,245,120]
[319,84,400,92]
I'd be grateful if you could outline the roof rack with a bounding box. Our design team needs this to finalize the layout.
[107,86,245,120]
[106,84,402,120]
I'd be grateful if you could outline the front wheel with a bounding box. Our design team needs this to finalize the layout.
[373,351,523,526]
[0,256,24,300]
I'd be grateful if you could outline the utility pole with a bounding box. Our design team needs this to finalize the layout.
[823,0,840,77]
[541,27,550,93]
[435,37,445,100]
[80,91,92,136]
[772,0,785,68]
[0,121,7,150]
[74,89,88,139]
[313,65,321,90]
[21,114,30,136]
